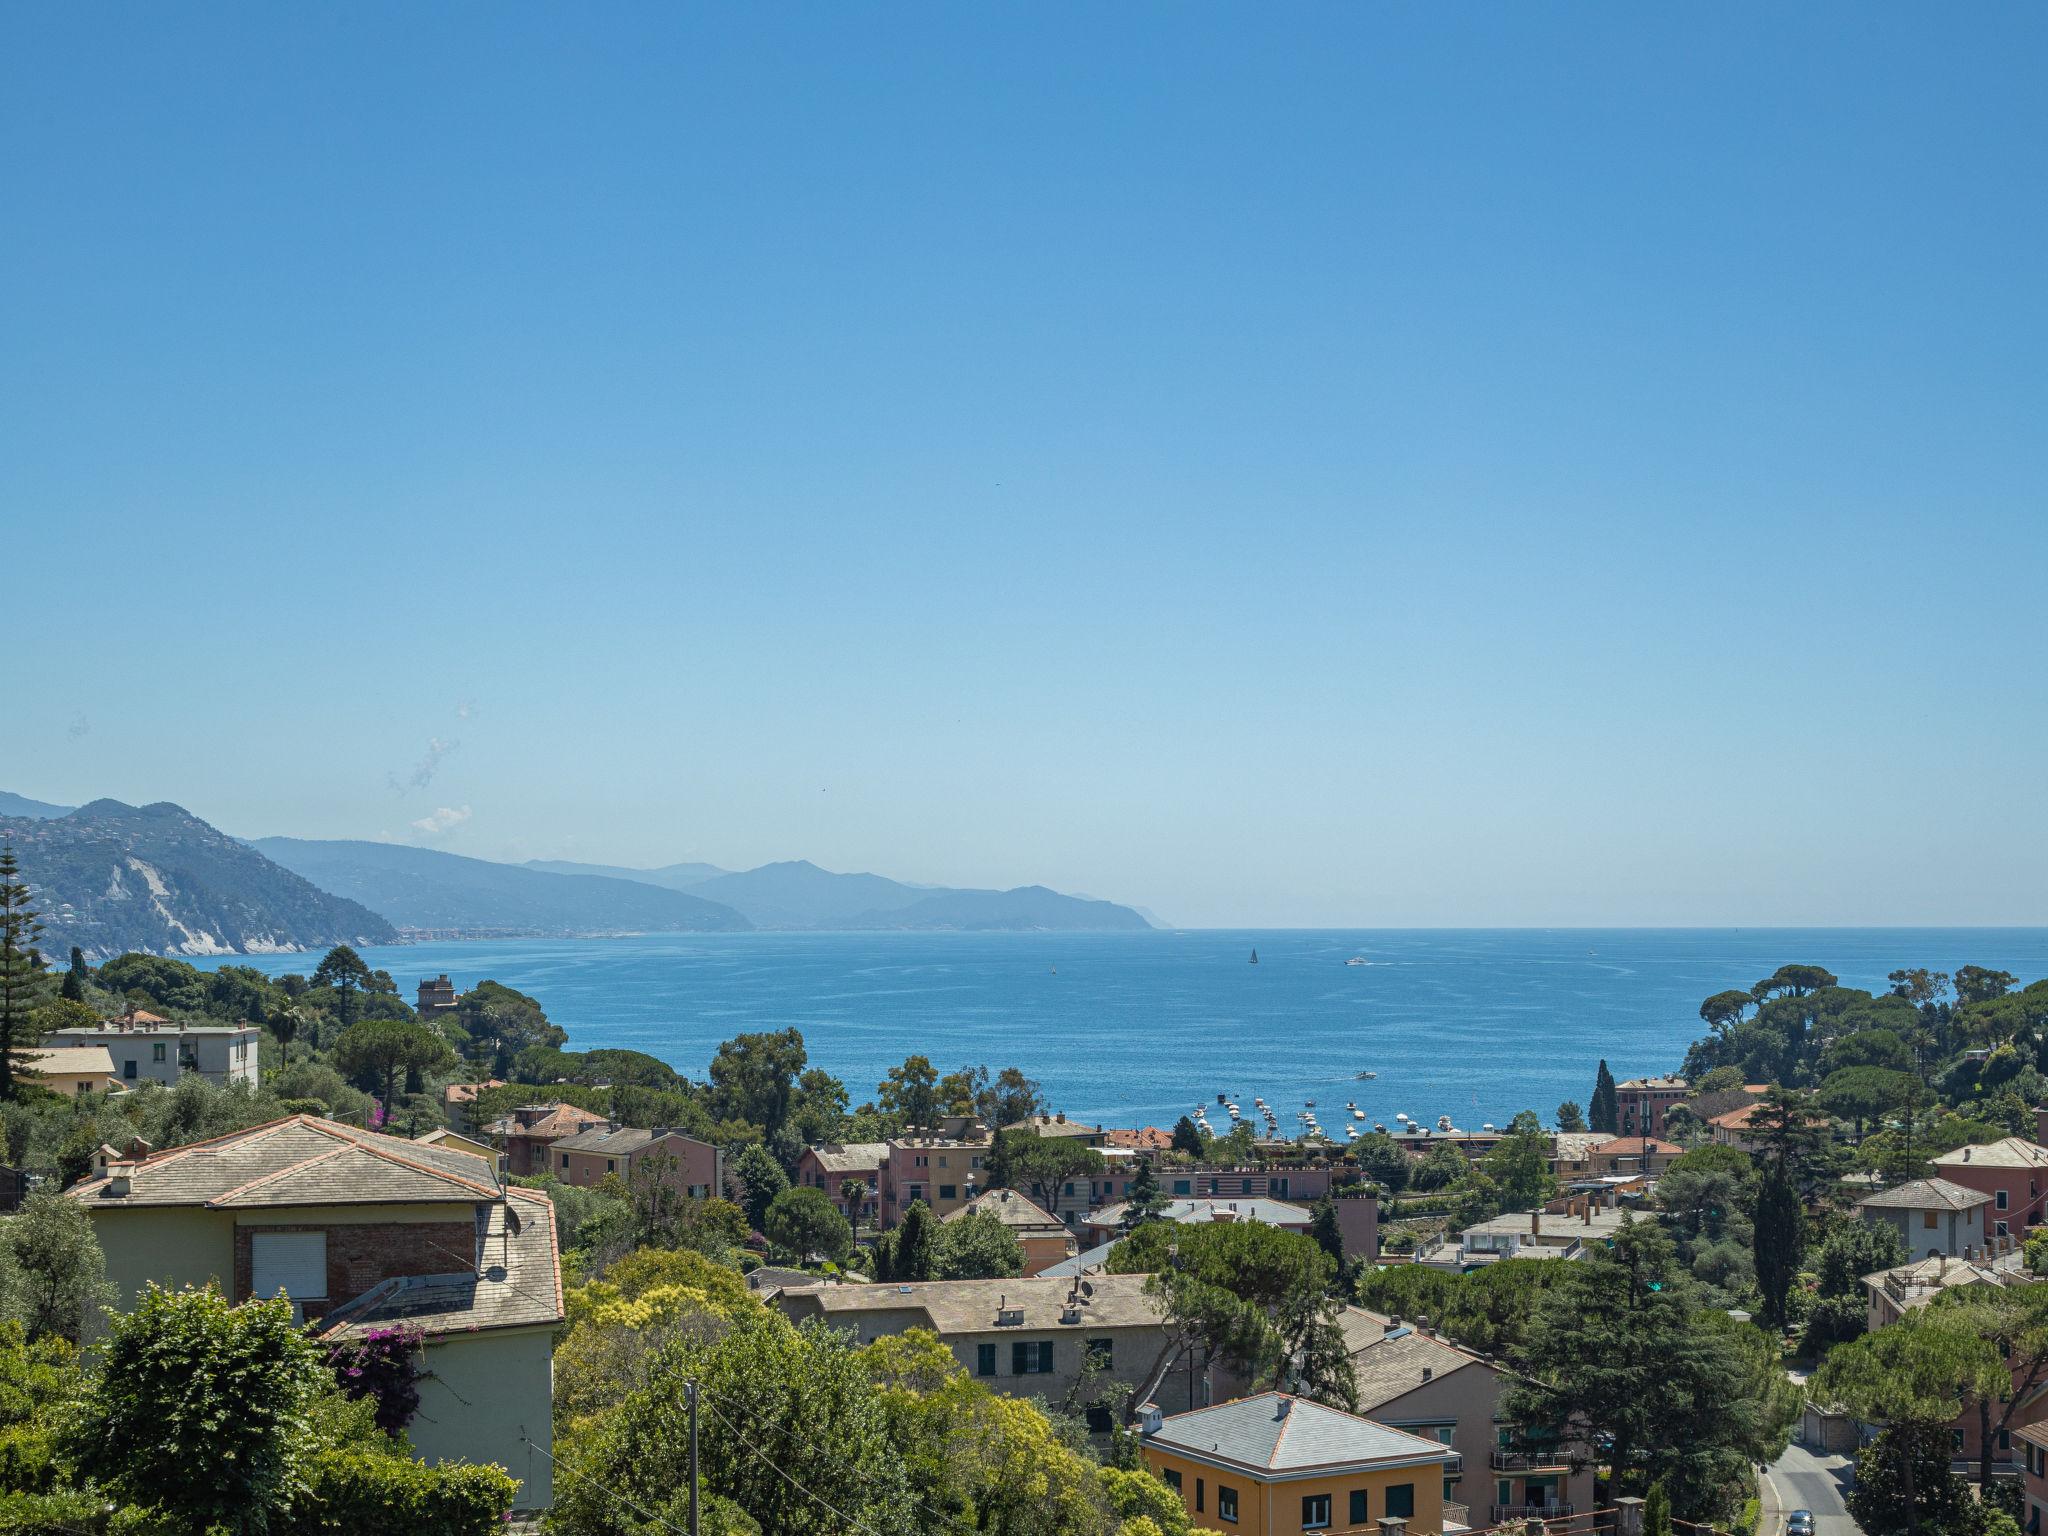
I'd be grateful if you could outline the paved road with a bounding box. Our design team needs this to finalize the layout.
[1761,1442,1861,1536]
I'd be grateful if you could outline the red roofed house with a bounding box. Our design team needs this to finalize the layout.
[1709,1102,1767,1152]
[490,1102,608,1177]
[1933,1139,2048,1239]
[1106,1127,1174,1152]
[67,1114,563,1509]
[1588,1137,1681,1179]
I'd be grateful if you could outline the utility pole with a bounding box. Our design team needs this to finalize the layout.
[687,1380,700,1536]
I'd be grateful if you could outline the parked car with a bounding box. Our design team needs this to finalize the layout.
[1787,1511,1816,1535]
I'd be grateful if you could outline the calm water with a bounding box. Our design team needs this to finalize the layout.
[205,929,2048,1132]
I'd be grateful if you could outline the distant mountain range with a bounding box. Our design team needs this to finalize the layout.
[0,800,396,961]
[514,856,1151,932]
[250,840,752,936]
[0,789,1153,955]
[523,858,730,892]
[0,791,73,820]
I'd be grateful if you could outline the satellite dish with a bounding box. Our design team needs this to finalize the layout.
[505,1205,523,1236]
[1079,1281,1094,1300]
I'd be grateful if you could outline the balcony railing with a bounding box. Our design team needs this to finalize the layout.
[1492,1504,1575,1523]
[1444,1502,1471,1529]
[1491,1448,1574,1471]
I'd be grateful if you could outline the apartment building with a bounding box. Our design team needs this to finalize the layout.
[45,1008,260,1088]
[548,1124,720,1199]
[1932,1139,2048,1237]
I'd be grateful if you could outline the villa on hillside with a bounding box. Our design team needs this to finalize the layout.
[488,1102,608,1177]
[44,1006,260,1088]
[548,1124,721,1199]
[772,1274,1197,1424]
[66,1114,562,1508]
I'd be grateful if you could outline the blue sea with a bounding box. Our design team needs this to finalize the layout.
[204,930,2048,1133]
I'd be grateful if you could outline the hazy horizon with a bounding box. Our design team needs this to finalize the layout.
[5,8,2045,929]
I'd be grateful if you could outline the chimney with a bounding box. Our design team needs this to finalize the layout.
[1531,1210,1541,1237]
[1583,1199,1592,1226]
[1379,1518,1409,1536]
[1137,1401,1164,1436]
[1275,1396,1293,1419]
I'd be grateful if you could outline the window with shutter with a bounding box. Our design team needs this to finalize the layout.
[251,1231,327,1301]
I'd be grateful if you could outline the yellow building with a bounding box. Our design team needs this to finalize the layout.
[1139,1391,1458,1535]
[20,1045,118,1097]
[414,1126,500,1165]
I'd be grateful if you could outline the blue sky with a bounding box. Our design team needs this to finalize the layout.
[4,7,2044,927]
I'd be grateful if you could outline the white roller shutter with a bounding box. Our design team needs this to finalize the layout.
[250,1231,327,1300]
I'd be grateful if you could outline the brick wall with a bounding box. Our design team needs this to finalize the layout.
[234,1218,475,1318]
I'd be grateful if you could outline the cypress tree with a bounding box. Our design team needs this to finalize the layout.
[1310,1196,1345,1266]
[1126,1159,1168,1227]
[0,845,44,1102]
[893,1199,936,1282]
[60,945,87,1003]
[1754,1157,1805,1331]
[1590,1060,1619,1135]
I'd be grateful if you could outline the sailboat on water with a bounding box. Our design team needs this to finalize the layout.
[1249,948,1259,965]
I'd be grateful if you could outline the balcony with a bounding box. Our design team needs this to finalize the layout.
[1491,1448,1574,1472]
[1444,1503,1471,1531]
[1492,1504,1575,1524]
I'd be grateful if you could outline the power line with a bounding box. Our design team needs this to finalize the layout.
[699,1395,890,1536]
[521,1433,694,1536]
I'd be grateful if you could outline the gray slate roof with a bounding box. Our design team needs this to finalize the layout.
[1040,1238,1120,1278]
[66,1115,502,1209]
[319,1186,562,1339]
[778,1273,1165,1333]
[1857,1177,1992,1212]
[808,1142,889,1175]
[947,1187,1065,1230]
[1086,1196,1310,1228]
[1337,1307,1486,1411]
[552,1125,705,1157]
[1145,1391,1455,1474]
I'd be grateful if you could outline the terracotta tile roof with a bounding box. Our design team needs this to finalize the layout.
[1709,1103,1765,1130]
[1106,1127,1172,1151]
[504,1103,607,1142]
[318,1185,561,1339]
[1144,1391,1454,1475]
[64,1114,502,1209]
[442,1079,506,1105]
[1591,1136,1682,1155]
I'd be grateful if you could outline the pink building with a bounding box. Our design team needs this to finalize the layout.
[1933,1138,2048,1238]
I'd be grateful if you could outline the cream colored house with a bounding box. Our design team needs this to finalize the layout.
[774,1273,1196,1427]
[19,1045,118,1097]
[67,1114,562,1509]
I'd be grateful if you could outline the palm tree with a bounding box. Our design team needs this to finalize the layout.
[839,1177,871,1246]
[270,1001,305,1067]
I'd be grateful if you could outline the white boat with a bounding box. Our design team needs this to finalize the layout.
[1352,1109,1365,1120]
[1345,956,1368,966]
[1355,1070,1378,1080]
[1346,1125,1359,1140]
